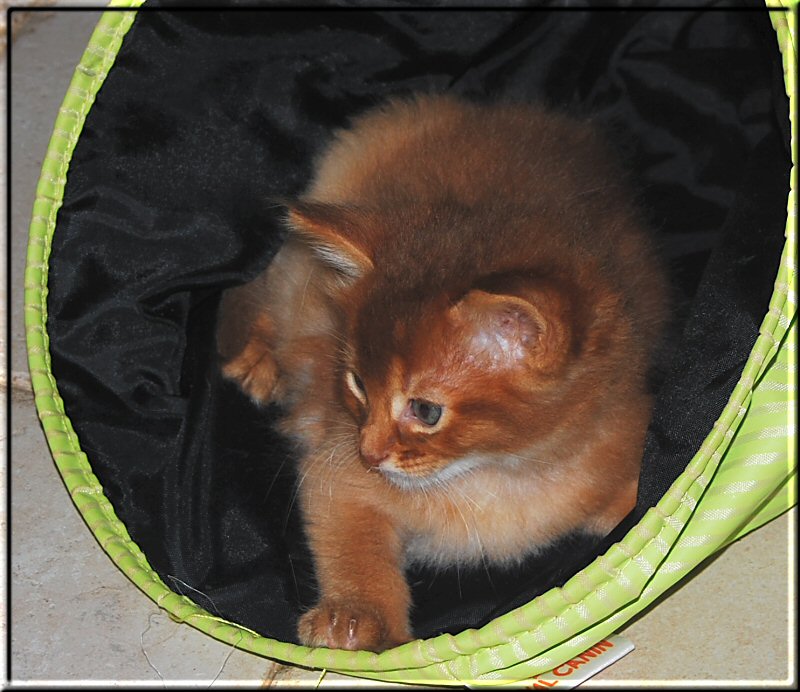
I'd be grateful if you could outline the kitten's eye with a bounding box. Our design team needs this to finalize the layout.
[351,371,365,393]
[410,399,443,426]
[345,370,367,404]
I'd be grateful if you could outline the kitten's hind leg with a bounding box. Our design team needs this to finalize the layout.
[220,315,280,404]
[217,288,281,404]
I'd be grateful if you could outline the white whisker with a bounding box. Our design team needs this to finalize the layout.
[503,451,558,467]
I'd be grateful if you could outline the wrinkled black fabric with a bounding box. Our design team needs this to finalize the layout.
[47,4,789,642]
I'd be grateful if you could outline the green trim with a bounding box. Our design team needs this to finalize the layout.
[25,2,796,685]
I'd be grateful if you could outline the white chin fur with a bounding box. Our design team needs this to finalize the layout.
[378,454,487,491]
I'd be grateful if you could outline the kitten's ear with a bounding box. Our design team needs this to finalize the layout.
[450,282,572,374]
[284,202,374,279]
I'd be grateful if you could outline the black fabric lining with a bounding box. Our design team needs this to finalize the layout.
[46,4,789,642]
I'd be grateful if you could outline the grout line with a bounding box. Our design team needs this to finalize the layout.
[0,369,34,394]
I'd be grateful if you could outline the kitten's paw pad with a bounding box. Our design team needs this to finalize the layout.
[298,601,408,652]
[222,341,279,404]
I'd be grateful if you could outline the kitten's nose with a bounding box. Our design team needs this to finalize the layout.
[360,447,390,469]
[360,427,396,469]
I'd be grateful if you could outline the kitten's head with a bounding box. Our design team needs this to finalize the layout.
[286,202,582,490]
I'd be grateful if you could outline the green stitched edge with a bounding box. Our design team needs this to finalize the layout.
[24,2,797,685]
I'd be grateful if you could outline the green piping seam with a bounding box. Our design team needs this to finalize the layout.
[23,1,797,685]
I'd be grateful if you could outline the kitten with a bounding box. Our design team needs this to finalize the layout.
[217,94,668,652]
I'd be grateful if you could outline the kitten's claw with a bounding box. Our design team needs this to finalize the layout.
[298,600,409,652]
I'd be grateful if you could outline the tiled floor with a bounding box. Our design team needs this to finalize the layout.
[5,8,796,688]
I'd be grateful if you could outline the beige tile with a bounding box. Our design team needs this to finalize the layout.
[590,508,794,686]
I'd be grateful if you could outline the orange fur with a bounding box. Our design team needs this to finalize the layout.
[218,95,668,652]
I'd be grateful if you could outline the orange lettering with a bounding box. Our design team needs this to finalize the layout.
[551,641,615,679]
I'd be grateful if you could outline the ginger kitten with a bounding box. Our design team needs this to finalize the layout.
[217,94,668,652]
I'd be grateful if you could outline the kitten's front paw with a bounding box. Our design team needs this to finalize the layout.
[298,600,410,652]
[222,340,279,404]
